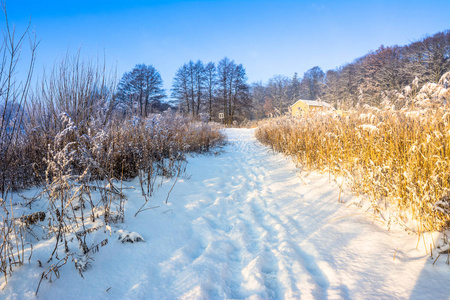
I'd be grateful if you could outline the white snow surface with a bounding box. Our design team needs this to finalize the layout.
[1,128,449,299]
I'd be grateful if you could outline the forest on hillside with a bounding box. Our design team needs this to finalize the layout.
[250,30,450,118]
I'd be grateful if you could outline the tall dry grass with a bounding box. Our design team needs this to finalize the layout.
[256,73,450,234]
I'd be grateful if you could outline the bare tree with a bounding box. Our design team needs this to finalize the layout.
[216,57,232,122]
[407,31,450,84]
[172,60,206,118]
[193,60,205,117]
[288,72,301,101]
[323,69,341,109]
[230,63,251,122]
[249,81,267,119]
[172,63,191,114]
[301,66,325,100]
[266,75,291,116]
[117,64,165,117]
[34,52,116,131]
[0,4,38,196]
[205,62,216,121]
[216,57,250,124]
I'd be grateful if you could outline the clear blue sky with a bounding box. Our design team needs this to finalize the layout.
[5,0,450,93]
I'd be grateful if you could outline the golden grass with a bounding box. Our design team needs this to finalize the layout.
[256,107,450,232]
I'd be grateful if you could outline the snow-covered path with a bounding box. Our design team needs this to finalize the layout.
[2,128,449,299]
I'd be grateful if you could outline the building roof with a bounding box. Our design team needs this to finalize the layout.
[292,99,333,108]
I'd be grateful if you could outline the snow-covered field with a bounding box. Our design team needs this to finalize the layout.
[2,128,449,299]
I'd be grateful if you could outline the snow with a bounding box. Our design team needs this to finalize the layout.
[117,230,145,243]
[1,128,449,299]
[358,124,379,132]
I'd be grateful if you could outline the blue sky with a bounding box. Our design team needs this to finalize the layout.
[5,0,450,92]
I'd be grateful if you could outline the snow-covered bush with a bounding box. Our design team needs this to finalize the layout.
[0,104,225,291]
[117,230,145,243]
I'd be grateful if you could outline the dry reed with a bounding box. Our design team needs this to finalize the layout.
[256,75,450,233]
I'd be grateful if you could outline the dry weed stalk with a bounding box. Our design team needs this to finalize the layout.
[0,198,30,285]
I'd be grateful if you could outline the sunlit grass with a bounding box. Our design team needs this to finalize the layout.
[256,105,450,233]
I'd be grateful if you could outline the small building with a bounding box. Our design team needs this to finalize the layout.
[291,99,333,116]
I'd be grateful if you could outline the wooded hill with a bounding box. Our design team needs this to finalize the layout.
[250,30,450,118]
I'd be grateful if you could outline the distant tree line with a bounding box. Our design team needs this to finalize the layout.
[322,30,450,109]
[249,66,325,118]
[249,30,450,116]
[171,57,251,124]
[115,30,449,121]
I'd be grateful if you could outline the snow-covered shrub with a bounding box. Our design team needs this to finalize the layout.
[117,230,145,243]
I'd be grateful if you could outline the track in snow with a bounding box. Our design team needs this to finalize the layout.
[161,129,334,299]
[142,129,448,299]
